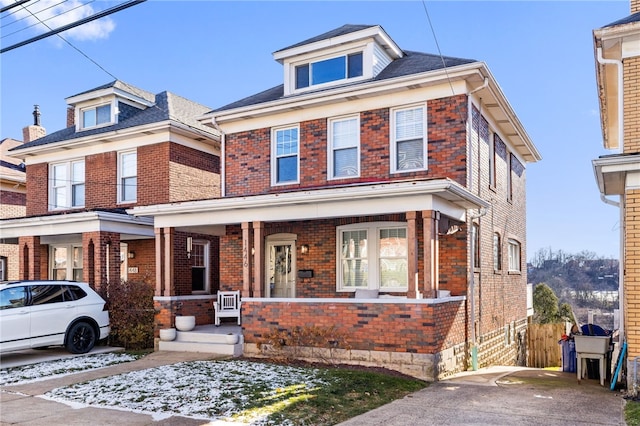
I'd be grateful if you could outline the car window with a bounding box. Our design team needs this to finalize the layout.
[0,286,28,310]
[67,285,87,300]
[31,285,67,305]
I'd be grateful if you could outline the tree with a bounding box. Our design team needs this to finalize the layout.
[533,283,560,324]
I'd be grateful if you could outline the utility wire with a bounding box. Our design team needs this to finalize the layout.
[0,0,32,14]
[1,0,144,53]
[421,0,456,97]
[2,0,91,39]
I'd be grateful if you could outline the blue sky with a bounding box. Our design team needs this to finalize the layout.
[0,0,630,260]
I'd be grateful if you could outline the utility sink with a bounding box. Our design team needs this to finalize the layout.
[574,335,610,354]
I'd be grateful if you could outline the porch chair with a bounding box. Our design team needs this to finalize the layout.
[214,290,242,326]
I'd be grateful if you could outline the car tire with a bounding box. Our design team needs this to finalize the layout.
[66,321,96,354]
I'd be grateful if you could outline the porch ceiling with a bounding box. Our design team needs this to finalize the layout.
[131,179,489,229]
[0,211,155,239]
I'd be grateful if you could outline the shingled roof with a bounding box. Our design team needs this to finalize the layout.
[213,50,476,112]
[602,10,640,27]
[12,81,217,151]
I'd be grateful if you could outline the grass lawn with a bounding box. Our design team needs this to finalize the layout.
[626,399,640,426]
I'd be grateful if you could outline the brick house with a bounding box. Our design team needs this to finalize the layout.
[1,81,221,309]
[0,135,27,281]
[133,25,541,380]
[592,0,640,389]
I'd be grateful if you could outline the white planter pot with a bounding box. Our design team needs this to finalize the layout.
[224,334,239,344]
[159,328,177,341]
[175,316,196,331]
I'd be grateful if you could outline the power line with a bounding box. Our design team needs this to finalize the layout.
[1,0,145,53]
[0,0,32,14]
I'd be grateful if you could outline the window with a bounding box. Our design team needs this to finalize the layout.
[51,245,83,281]
[337,223,408,292]
[507,153,513,202]
[329,116,360,178]
[31,285,68,305]
[493,233,502,271]
[82,104,111,129]
[191,241,209,293]
[272,126,299,185]
[295,52,363,90]
[118,150,137,203]
[472,223,480,269]
[50,160,85,210]
[0,286,27,309]
[508,239,521,272]
[0,256,7,281]
[391,105,426,172]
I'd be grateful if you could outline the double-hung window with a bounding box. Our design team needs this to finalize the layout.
[508,239,521,272]
[272,126,299,185]
[50,160,85,210]
[191,241,209,293]
[81,104,111,129]
[118,150,137,203]
[329,116,360,179]
[391,105,426,172]
[493,232,502,271]
[337,223,408,292]
[51,245,83,281]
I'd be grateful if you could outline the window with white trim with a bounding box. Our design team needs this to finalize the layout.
[272,126,299,185]
[51,245,83,281]
[328,116,360,179]
[391,105,426,172]
[81,103,112,129]
[118,150,137,203]
[50,160,85,210]
[191,241,209,293]
[295,52,363,90]
[337,222,408,292]
[508,239,521,272]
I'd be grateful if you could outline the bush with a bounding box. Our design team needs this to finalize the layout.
[100,280,155,350]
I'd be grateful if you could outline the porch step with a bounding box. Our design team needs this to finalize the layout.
[158,325,244,357]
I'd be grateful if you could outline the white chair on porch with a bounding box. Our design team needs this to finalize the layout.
[214,290,242,326]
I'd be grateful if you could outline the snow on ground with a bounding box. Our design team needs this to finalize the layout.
[0,352,142,385]
[1,355,330,425]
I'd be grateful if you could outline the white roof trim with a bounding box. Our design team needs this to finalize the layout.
[130,179,489,229]
[0,211,154,239]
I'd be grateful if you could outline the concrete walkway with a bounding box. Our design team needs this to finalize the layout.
[0,349,629,425]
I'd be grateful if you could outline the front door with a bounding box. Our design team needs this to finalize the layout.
[267,240,296,298]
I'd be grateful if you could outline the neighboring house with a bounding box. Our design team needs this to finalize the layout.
[592,0,640,390]
[133,24,541,380]
[1,82,221,325]
[0,135,27,281]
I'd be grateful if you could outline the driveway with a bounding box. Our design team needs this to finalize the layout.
[0,349,628,425]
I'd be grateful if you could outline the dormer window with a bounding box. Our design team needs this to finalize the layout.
[81,103,112,129]
[295,52,363,89]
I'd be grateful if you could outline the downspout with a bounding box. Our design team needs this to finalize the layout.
[596,47,625,345]
[211,117,226,197]
[466,76,488,371]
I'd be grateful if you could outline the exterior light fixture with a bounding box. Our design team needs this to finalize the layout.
[186,236,193,259]
[128,251,135,259]
[301,244,309,254]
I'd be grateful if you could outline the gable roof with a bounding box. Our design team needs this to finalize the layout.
[213,50,476,112]
[12,82,218,152]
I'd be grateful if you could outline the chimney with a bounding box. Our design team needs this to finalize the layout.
[66,106,75,128]
[22,105,46,143]
[633,0,640,14]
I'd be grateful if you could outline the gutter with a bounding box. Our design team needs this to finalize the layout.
[596,47,624,149]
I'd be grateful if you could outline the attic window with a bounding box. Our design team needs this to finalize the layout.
[81,104,111,129]
[295,52,363,90]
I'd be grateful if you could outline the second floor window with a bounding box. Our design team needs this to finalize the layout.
[50,160,84,210]
[329,116,360,179]
[118,150,137,203]
[272,126,299,185]
[391,105,426,173]
[81,104,111,129]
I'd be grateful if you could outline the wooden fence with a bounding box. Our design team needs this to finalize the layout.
[527,322,565,368]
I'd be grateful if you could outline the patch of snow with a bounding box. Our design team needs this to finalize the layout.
[0,353,141,386]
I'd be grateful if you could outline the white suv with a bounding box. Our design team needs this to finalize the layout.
[0,281,110,354]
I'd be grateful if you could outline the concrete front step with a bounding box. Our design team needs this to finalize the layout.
[158,325,244,357]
